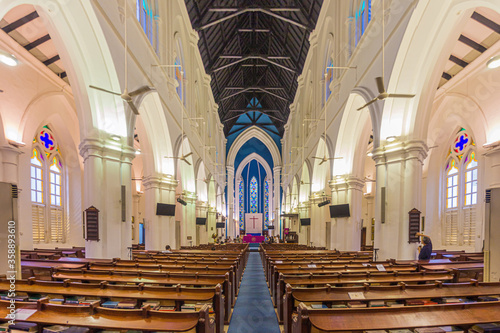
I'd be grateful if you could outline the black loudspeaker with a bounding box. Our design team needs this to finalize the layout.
[318,199,330,207]
[177,197,187,206]
[121,185,126,222]
[268,225,275,230]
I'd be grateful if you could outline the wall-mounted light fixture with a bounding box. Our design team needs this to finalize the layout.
[486,55,500,69]
[0,50,18,67]
[386,136,397,143]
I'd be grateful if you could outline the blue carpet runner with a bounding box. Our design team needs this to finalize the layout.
[228,252,281,333]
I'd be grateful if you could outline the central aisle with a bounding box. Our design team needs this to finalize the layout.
[228,251,281,333]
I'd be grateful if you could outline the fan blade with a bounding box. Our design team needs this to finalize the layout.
[326,157,343,160]
[319,159,325,165]
[357,98,378,111]
[89,85,121,96]
[311,156,323,160]
[129,86,155,97]
[375,77,386,94]
[183,159,192,166]
[387,93,415,98]
[183,152,193,158]
[127,100,140,115]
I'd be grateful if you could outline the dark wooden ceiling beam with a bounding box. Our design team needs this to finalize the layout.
[24,34,51,51]
[210,55,297,74]
[471,12,500,34]
[43,55,60,66]
[442,72,452,81]
[224,86,285,90]
[2,11,39,33]
[458,34,487,53]
[196,8,311,31]
[449,55,469,68]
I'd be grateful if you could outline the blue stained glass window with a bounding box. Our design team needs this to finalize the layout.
[239,180,244,230]
[325,57,334,102]
[355,0,371,46]
[175,57,183,101]
[264,179,269,229]
[250,177,258,213]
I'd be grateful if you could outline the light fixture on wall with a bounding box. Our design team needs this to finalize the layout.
[367,152,373,157]
[486,55,500,69]
[386,136,397,143]
[0,50,18,67]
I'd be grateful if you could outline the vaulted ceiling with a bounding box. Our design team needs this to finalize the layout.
[185,0,323,138]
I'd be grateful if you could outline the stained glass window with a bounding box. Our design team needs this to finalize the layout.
[264,178,269,229]
[239,179,244,230]
[325,57,334,102]
[250,176,258,213]
[136,0,159,54]
[355,0,371,45]
[175,57,183,101]
[31,126,65,243]
[443,128,478,246]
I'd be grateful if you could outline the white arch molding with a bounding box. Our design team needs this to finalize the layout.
[226,126,281,168]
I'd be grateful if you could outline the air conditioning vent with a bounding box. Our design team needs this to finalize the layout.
[11,184,18,198]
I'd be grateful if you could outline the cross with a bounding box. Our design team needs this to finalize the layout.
[249,216,259,229]
[455,135,469,152]
[40,132,54,149]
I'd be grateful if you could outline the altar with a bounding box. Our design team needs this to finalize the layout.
[242,234,265,243]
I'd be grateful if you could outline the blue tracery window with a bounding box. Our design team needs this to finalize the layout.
[175,57,183,102]
[239,179,244,230]
[355,0,371,45]
[136,0,159,54]
[325,57,334,102]
[250,176,258,213]
[264,178,269,229]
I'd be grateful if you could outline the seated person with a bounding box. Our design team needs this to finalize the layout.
[416,233,432,260]
[162,245,172,253]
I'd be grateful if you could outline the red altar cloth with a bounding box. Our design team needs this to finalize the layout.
[242,235,265,243]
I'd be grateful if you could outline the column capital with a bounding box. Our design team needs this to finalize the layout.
[79,137,136,163]
[143,174,178,191]
[329,176,364,192]
[372,140,428,166]
[182,191,198,204]
[273,166,282,173]
[227,166,235,175]
[309,192,331,204]
[483,144,500,157]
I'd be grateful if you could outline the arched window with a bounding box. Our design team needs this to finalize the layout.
[31,126,66,243]
[264,178,269,229]
[136,0,160,54]
[443,128,477,246]
[355,0,371,45]
[324,57,334,103]
[250,176,258,213]
[174,56,183,102]
[239,179,244,230]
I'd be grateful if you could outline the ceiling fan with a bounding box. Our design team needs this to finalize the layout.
[356,76,415,111]
[357,0,415,111]
[164,89,193,165]
[89,0,154,115]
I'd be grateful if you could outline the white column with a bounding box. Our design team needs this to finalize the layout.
[227,166,235,238]
[79,138,135,259]
[181,191,197,247]
[207,206,217,243]
[329,177,365,251]
[195,200,208,245]
[132,193,142,243]
[297,201,310,245]
[273,166,281,237]
[143,174,177,250]
[373,140,427,260]
[309,194,330,248]
[0,145,21,277]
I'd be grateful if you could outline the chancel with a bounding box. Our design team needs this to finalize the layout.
[1,0,500,332]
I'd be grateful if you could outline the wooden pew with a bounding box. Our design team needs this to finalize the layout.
[291,300,500,333]
[282,280,500,333]
[0,299,215,333]
[274,270,456,308]
[51,269,233,324]
[0,278,224,333]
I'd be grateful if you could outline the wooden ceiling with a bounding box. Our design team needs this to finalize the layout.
[184,0,323,137]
